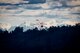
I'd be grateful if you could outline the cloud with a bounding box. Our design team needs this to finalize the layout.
[0,23,11,30]
[0,0,45,4]
[0,0,23,4]
[66,0,80,6]
[0,0,80,27]
[45,0,80,8]
[63,21,79,26]
[0,6,24,14]
[69,7,80,13]
[26,0,46,4]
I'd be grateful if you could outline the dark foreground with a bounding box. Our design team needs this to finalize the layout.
[0,24,80,53]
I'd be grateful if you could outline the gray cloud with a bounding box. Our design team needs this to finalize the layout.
[0,0,23,4]
[0,0,80,27]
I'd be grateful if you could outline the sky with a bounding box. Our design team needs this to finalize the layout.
[0,0,80,28]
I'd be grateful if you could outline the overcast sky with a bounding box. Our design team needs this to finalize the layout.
[0,0,80,27]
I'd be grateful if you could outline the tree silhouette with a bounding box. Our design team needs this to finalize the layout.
[0,23,80,53]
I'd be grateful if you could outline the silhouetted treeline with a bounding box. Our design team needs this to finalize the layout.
[0,23,80,53]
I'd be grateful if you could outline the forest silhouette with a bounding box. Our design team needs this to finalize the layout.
[0,23,80,53]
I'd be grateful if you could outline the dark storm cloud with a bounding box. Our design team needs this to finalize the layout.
[23,0,46,4]
[0,0,46,5]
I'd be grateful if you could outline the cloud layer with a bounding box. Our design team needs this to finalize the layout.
[0,0,23,4]
[0,0,80,28]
